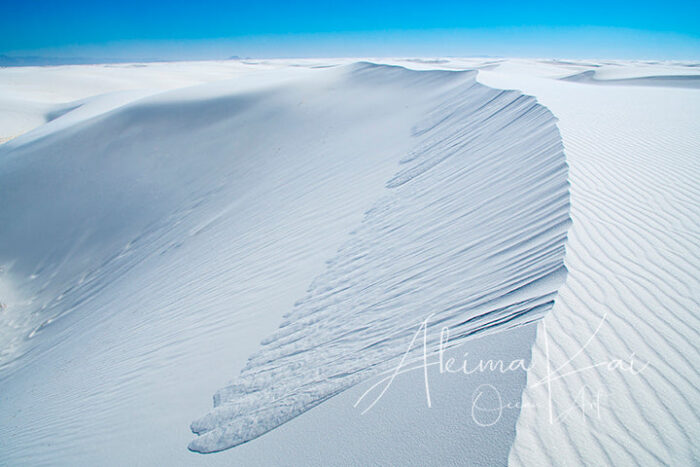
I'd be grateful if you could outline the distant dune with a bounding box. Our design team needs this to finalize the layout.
[562,69,700,88]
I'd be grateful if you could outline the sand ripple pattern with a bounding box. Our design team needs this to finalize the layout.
[509,85,700,466]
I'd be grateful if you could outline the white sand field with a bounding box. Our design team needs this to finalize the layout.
[0,58,698,466]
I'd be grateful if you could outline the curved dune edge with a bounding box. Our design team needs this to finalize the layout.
[189,64,571,453]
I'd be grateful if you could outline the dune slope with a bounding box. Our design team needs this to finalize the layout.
[189,66,570,453]
[0,63,569,465]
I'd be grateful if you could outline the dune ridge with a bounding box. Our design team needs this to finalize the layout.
[0,63,570,465]
[188,64,570,453]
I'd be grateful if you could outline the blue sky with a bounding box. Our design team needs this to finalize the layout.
[2,0,699,60]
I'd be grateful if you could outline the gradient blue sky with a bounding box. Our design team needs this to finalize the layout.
[2,0,699,60]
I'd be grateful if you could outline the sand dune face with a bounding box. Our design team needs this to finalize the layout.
[0,61,568,465]
[0,63,434,464]
[189,64,570,453]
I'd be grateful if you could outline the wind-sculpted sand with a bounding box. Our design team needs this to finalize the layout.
[189,63,569,453]
[0,58,697,466]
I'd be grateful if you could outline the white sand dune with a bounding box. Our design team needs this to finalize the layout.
[0,60,323,143]
[1,61,565,465]
[561,69,700,88]
[0,58,698,466]
[189,64,569,453]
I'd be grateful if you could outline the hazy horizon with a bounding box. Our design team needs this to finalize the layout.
[2,1,699,63]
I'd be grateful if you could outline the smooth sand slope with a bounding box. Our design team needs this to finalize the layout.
[0,61,567,465]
